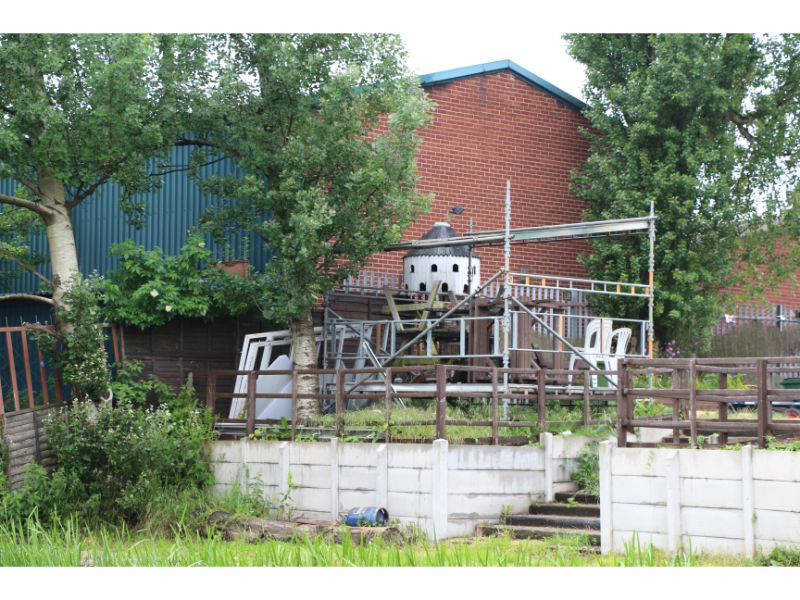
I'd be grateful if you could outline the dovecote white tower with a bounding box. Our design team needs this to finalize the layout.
[403,222,481,295]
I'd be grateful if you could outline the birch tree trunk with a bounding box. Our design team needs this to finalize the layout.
[39,175,80,308]
[291,308,320,419]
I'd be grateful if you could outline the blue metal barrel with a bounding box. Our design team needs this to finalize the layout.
[343,507,389,527]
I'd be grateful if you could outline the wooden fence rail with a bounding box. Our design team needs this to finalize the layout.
[618,356,800,448]
[203,364,618,444]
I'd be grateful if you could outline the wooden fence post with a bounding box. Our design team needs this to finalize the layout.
[756,359,768,448]
[537,367,546,432]
[719,372,728,446]
[384,367,392,443]
[246,370,257,436]
[435,364,447,440]
[616,362,627,447]
[582,372,591,427]
[335,370,345,439]
[491,367,499,445]
[206,371,217,417]
[671,367,680,447]
[688,359,697,448]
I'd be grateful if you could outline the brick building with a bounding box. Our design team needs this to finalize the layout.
[365,60,593,283]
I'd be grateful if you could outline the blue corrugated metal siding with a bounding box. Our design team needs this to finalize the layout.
[0,144,270,295]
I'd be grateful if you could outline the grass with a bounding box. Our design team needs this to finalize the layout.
[273,402,616,444]
[0,518,757,567]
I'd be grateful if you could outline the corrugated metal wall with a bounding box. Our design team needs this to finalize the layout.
[0,144,270,296]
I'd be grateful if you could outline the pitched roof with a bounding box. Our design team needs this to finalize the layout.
[418,59,587,113]
[404,222,473,258]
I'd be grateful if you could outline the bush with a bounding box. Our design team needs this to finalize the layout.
[33,276,111,401]
[0,365,214,527]
[572,441,600,496]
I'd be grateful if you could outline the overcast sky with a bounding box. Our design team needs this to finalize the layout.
[402,32,586,102]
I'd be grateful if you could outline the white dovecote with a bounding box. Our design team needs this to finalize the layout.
[403,222,481,295]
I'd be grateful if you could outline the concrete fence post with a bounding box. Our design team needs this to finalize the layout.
[329,437,339,521]
[278,441,290,496]
[542,432,554,502]
[741,444,755,559]
[431,438,449,540]
[376,444,388,508]
[599,439,613,554]
[666,450,681,553]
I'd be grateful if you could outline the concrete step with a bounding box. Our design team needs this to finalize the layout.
[504,513,599,530]
[477,524,600,546]
[554,491,599,505]
[529,502,599,518]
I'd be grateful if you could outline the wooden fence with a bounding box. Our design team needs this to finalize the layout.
[204,364,617,444]
[1,404,60,489]
[617,356,800,449]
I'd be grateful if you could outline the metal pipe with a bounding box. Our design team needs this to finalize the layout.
[510,295,617,389]
[648,200,655,360]
[503,179,511,419]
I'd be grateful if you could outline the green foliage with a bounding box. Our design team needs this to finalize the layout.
[564,34,800,352]
[0,34,207,222]
[757,545,800,566]
[33,276,110,400]
[0,373,214,527]
[571,441,600,496]
[102,235,262,328]
[0,202,45,291]
[765,435,800,451]
[191,34,434,327]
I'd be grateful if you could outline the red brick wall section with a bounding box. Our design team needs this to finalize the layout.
[366,70,592,281]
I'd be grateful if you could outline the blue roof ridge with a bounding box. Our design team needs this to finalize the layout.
[417,59,587,112]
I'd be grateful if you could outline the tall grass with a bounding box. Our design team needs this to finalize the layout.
[0,517,751,567]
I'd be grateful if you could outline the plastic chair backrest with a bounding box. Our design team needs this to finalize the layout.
[609,327,632,357]
[587,318,613,355]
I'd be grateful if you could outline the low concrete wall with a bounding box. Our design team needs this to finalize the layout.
[599,440,800,557]
[211,433,591,540]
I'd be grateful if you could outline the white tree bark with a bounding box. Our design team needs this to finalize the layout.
[291,308,320,419]
[39,175,80,307]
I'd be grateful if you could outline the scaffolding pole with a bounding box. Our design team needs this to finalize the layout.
[648,200,655,359]
[345,269,505,393]
[503,179,511,419]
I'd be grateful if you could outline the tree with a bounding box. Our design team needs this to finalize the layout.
[564,34,800,352]
[0,34,207,314]
[191,34,433,417]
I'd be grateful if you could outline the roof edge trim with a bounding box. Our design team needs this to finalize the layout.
[418,59,587,112]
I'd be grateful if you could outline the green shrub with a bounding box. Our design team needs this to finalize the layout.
[102,235,262,329]
[33,276,111,401]
[572,441,600,496]
[0,369,214,528]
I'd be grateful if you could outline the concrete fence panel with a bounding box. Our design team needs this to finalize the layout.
[211,433,591,540]
[599,440,800,557]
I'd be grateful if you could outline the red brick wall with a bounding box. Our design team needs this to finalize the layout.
[366,70,592,281]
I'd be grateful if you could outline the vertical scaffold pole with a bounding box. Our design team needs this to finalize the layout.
[648,200,655,360]
[503,179,511,420]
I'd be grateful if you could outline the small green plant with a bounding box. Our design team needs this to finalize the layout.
[757,545,800,566]
[250,418,292,441]
[572,442,600,496]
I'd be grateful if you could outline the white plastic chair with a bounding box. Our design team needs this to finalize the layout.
[597,327,632,387]
[568,318,612,385]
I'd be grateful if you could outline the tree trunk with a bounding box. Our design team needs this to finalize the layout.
[39,175,79,308]
[291,309,320,419]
